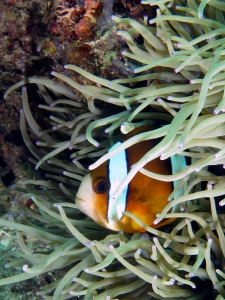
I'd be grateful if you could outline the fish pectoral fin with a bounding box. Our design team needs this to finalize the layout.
[128,187,144,203]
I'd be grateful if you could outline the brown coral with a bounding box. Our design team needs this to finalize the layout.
[57,1,83,25]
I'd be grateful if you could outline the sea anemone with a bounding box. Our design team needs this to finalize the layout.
[1,0,225,299]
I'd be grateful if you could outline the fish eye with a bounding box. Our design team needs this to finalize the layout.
[93,179,109,194]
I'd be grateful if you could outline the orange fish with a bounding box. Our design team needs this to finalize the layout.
[75,126,186,233]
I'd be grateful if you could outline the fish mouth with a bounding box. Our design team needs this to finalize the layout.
[75,197,84,203]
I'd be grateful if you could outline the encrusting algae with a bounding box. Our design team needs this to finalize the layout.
[1,0,225,299]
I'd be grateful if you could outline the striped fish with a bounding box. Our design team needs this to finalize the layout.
[75,126,186,233]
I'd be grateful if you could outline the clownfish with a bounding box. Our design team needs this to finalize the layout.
[75,126,186,233]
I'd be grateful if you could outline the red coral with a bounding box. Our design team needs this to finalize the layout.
[54,0,103,41]
[6,0,21,3]
[76,0,101,39]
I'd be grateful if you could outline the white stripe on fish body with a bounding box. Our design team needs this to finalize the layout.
[107,142,128,224]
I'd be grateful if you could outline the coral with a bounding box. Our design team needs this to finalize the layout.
[0,0,50,192]
[1,0,225,299]
[42,0,152,88]
[0,2,52,298]
[55,0,103,41]
[57,1,79,25]
[0,1,48,74]
[114,0,153,23]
